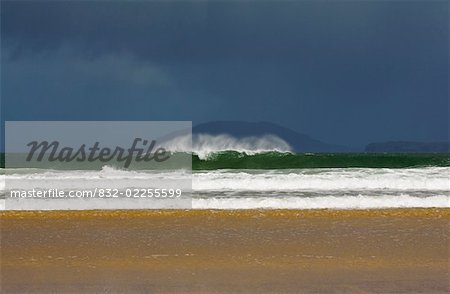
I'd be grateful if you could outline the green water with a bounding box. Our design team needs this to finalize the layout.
[192,152,450,170]
[1,152,449,170]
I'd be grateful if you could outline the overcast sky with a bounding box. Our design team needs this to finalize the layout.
[1,0,448,146]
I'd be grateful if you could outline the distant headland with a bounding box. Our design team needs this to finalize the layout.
[194,121,449,153]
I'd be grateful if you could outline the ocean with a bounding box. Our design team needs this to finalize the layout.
[1,152,449,210]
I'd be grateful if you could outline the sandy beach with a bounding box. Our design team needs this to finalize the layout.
[1,209,449,293]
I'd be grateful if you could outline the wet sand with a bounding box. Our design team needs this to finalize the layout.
[1,209,449,293]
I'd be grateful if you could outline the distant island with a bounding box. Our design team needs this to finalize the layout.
[193,121,449,153]
[365,141,449,153]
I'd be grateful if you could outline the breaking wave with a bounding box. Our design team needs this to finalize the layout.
[163,134,292,160]
[161,134,450,169]
[1,167,449,210]
[192,195,449,209]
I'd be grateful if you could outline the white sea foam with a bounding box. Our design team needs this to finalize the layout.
[162,134,292,159]
[192,195,450,209]
[193,168,450,191]
[1,167,449,210]
[3,167,449,191]
[0,174,4,191]
[2,195,448,210]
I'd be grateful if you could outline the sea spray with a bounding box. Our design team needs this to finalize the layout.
[161,134,292,159]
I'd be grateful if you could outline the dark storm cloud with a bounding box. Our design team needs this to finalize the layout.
[2,1,208,61]
[4,1,445,63]
[1,1,448,146]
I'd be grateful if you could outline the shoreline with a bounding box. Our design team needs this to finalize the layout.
[1,207,449,217]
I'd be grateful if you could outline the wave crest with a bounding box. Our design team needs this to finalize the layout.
[162,134,292,159]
